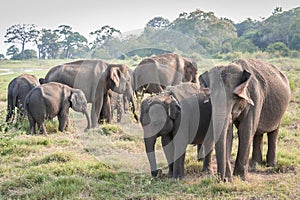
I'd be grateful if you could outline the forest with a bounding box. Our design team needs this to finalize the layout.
[2,7,300,61]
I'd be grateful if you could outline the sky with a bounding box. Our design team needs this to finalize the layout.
[0,0,299,55]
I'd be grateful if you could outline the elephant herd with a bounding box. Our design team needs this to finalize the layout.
[5,53,291,182]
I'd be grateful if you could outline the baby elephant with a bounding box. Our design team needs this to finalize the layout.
[25,82,91,134]
[6,74,39,123]
[140,82,213,178]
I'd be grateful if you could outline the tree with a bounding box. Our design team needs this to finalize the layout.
[4,24,39,60]
[272,7,283,15]
[170,9,237,54]
[0,54,4,60]
[146,17,170,29]
[6,45,19,58]
[55,25,88,58]
[90,25,121,49]
[35,29,60,59]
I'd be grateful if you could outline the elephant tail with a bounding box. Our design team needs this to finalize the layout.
[6,87,17,122]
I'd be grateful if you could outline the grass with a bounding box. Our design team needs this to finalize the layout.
[0,58,299,199]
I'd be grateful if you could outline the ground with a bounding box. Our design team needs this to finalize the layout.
[0,58,299,199]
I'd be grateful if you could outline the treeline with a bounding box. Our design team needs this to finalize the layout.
[2,7,300,60]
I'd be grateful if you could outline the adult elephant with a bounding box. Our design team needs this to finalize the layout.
[40,60,137,128]
[199,59,291,181]
[133,53,198,96]
[24,82,91,135]
[6,74,39,123]
[140,83,213,178]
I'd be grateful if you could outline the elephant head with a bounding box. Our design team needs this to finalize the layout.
[69,89,91,130]
[109,65,128,94]
[183,59,198,83]
[199,63,254,181]
[140,94,180,177]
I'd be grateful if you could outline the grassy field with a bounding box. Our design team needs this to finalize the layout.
[0,58,299,199]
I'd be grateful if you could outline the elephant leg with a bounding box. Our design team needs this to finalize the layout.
[28,114,36,135]
[197,144,203,161]
[233,120,254,180]
[225,124,233,181]
[58,114,69,132]
[38,123,47,135]
[266,128,279,167]
[250,133,263,168]
[202,150,213,173]
[161,135,174,178]
[116,105,122,123]
[173,153,186,179]
[173,136,188,179]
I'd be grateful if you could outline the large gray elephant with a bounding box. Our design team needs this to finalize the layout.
[133,53,198,96]
[140,83,213,178]
[6,74,39,123]
[24,82,91,134]
[199,59,291,181]
[40,60,138,128]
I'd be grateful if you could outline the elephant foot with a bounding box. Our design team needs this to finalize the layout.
[201,167,212,175]
[266,161,277,167]
[151,169,162,177]
[233,165,248,181]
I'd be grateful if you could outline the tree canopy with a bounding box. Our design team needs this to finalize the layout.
[2,7,300,60]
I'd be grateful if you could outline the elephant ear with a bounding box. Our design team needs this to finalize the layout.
[199,71,210,96]
[110,67,120,87]
[168,95,181,119]
[233,70,254,106]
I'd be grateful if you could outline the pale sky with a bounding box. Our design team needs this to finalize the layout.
[0,0,299,55]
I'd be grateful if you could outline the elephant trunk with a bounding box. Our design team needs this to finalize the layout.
[126,84,138,122]
[83,108,91,130]
[210,89,231,181]
[144,135,159,177]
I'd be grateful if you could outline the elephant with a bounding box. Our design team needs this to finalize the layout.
[40,60,138,128]
[108,90,125,123]
[6,74,39,123]
[199,59,291,181]
[100,68,136,123]
[140,82,213,178]
[24,82,91,135]
[133,53,198,98]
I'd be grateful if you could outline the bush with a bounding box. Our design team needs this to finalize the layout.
[266,42,290,57]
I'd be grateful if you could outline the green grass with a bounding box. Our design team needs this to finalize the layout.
[0,58,299,199]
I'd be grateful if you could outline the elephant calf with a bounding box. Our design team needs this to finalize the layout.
[24,82,91,135]
[140,82,213,178]
[6,74,39,123]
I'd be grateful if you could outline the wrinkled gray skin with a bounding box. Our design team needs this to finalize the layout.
[6,74,39,123]
[140,83,213,178]
[133,53,198,97]
[40,60,138,128]
[25,82,91,135]
[107,90,125,123]
[199,59,291,181]
[104,68,136,123]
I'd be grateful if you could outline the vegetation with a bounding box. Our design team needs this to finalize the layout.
[0,57,299,199]
[3,7,300,60]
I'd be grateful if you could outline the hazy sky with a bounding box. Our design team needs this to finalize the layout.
[0,0,299,55]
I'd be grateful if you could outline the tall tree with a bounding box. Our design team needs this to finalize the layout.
[55,25,88,58]
[146,17,170,29]
[90,25,121,49]
[4,24,39,60]
[35,29,60,59]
